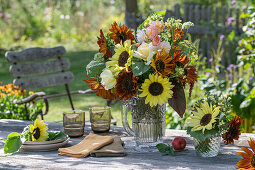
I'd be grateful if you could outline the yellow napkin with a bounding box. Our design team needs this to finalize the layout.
[58,133,114,157]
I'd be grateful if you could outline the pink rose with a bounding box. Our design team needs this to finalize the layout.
[152,35,161,46]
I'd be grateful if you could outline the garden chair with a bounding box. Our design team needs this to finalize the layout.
[5,46,116,124]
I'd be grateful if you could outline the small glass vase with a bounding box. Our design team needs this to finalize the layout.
[121,97,166,146]
[193,134,221,157]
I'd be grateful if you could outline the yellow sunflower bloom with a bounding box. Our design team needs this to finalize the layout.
[187,102,220,133]
[106,40,133,75]
[139,74,174,107]
[29,119,49,141]
[151,51,175,77]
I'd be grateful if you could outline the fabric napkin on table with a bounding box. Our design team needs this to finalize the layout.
[90,136,126,157]
[58,133,114,157]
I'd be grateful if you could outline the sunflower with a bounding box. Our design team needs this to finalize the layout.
[109,21,135,45]
[188,102,220,133]
[84,75,116,100]
[179,65,198,97]
[115,70,138,100]
[106,40,133,75]
[139,74,174,107]
[151,51,175,77]
[223,116,242,145]
[29,119,48,141]
[236,138,255,169]
[97,29,112,60]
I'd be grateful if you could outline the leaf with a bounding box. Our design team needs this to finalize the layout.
[86,60,106,77]
[168,83,186,118]
[47,131,67,141]
[156,143,175,156]
[4,132,22,154]
[240,99,251,109]
[156,143,168,153]
[187,127,218,141]
[131,59,151,77]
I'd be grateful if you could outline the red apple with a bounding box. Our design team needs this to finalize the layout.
[172,137,186,150]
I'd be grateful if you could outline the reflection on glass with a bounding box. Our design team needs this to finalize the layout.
[90,106,111,133]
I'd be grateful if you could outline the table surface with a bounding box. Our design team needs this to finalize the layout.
[0,119,254,170]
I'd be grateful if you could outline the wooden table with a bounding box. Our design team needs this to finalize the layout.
[0,119,254,170]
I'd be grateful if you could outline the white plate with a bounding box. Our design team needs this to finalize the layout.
[23,137,67,145]
[20,138,70,152]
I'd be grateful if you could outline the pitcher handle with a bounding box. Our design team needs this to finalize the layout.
[121,100,135,136]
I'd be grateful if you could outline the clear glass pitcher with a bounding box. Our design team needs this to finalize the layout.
[121,97,166,146]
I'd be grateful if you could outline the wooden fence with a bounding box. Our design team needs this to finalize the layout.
[125,3,246,67]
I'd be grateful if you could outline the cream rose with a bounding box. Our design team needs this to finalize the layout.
[100,69,116,90]
[134,42,156,65]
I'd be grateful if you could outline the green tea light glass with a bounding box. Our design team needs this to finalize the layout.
[89,106,111,133]
[63,110,85,137]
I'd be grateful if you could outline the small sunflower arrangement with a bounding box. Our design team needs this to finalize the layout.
[85,11,199,117]
[186,93,243,155]
[4,119,67,154]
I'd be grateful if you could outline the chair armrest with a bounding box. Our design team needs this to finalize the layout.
[14,92,46,104]
[77,89,96,94]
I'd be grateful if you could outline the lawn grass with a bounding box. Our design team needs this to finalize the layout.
[0,49,122,126]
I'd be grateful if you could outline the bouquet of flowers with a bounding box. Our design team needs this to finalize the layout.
[186,93,242,156]
[85,11,198,117]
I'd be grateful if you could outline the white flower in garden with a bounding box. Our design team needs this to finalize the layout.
[157,41,171,53]
[134,42,156,65]
[136,29,147,44]
[100,69,116,90]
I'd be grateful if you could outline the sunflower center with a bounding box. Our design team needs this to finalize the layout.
[251,155,255,167]
[118,51,129,67]
[149,82,164,96]
[200,113,212,126]
[33,127,40,140]
[123,78,133,91]
[156,59,165,73]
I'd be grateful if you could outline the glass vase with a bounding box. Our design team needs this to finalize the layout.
[121,97,166,146]
[193,134,221,157]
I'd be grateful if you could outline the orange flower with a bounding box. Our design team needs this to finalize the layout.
[173,28,185,43]
[84,75,116,100]
[236,138,255,169]
[109,22,135,45]
[115,70,138,100]
[223,116,242,144]
[151,51,175,77]
[179,65,198,97]
[97,29,112,60]
[171,51,189,67]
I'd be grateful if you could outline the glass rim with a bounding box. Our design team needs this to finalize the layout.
[89,106,111,110]
[63,110,85,114]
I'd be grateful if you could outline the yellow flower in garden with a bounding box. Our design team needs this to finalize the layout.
[29,119,49,141]
[106,40,133,75]
[187,102,220,133]
[139,74,174,107]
